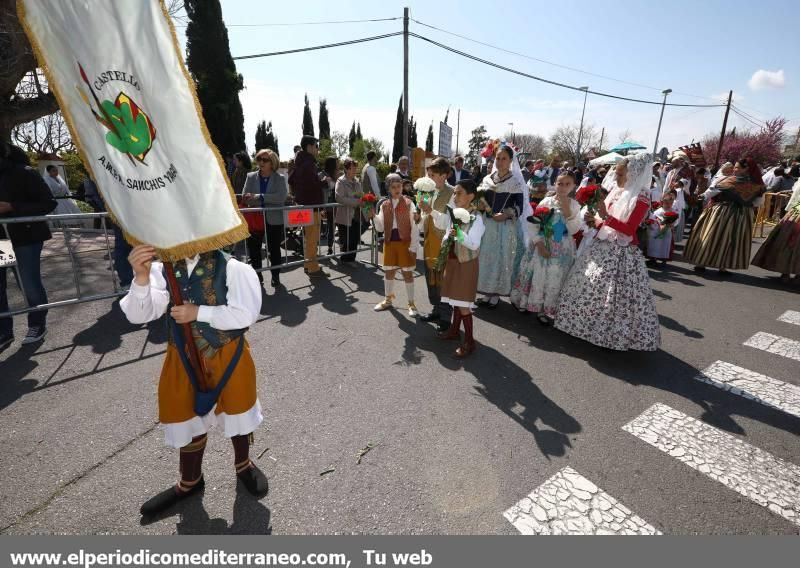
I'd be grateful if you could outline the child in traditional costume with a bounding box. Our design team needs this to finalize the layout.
[433,180,485,357]
[511,172,582,325]
[371,173,420,316]
[418,158,455,330]
[645,190,678,265]
[120,245,267,517]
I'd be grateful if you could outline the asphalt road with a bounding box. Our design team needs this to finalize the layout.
[1,235,798,535]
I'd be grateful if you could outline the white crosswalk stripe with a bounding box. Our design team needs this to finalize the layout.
[503,466,661,535]
[743,332,800,362]
[623,403,800,526]
[777,310,800,326]
[693,361,800,420]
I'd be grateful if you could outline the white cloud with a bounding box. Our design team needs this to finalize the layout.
[748,69,785,91]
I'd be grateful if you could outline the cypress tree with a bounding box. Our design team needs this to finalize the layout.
[392,95,404,162]
[302,93,314,136]
[184,0,246,155]
[318,99,330,141]
[408,116,418,148]
[348,122,357,152]
[255,120,267,150]
[356,123,363,141]
[265,121,278,153]
[425,123,434,152]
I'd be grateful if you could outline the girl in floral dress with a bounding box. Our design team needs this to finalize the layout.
[511,172,582,325]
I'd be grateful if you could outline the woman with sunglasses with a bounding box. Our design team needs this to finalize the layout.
[241,149,287,287]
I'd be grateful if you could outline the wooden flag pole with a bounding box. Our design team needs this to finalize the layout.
[163,261,208,392]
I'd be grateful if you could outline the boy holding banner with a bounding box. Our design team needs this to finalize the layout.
[121,244,268,517]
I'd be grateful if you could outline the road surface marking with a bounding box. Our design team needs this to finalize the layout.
[623,403,800,526]
[743,332,800,362]
[502,466,661,535]
[694,361,800,420]
[778,310,800,327]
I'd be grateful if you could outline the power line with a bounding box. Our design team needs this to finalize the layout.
[411,18,719,103]
[176,16,400,28]
[232,32,403,61]
[409,33,725,108]
[730,106,763,129]
[731,105,764,125]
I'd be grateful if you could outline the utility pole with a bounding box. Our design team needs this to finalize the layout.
[403,7,409,157]
[456,109,460,155]
[597,127,605,155]
[713,90,732,171]
[575,86,589,164]
[652,88,672,158]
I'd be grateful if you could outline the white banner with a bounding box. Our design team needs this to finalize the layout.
[18,0,248,260]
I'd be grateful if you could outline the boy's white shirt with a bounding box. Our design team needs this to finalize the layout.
[372,197,420,252]
[120,256,262,330]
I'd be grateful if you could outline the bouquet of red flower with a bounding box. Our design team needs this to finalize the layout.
[656,211,680,238]
[575,184,602,213]
[650,200,662,211]
[526,205,555,250]
[360,192,377,215]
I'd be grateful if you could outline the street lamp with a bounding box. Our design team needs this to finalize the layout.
[508,122,514,144]
[652,88,672,157]
[575,86,589,165]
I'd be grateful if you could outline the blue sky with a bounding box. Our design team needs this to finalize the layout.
[177,0,799,159]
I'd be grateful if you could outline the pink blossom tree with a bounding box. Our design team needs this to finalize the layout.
[701,118,786,168]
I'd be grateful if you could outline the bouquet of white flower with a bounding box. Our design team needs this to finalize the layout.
[414,177,437,206]
[434,207,473,271]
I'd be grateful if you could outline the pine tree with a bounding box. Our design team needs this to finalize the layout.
[356,123,363,141]
[255,120,268,150]
[348,122,357,152]
[425,123,434,152]
[318,98,330,141]
[392,95,404,162]
[302,93,314,137]
[408,116,418,148]
[184,0,246,155]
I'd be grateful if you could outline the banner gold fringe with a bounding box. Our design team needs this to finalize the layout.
[16,0,250,262]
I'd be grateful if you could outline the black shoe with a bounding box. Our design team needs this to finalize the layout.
[237,463,269,496]
[140,477,205,517]
[420,312,439,322]
[21,326,46,345]
[693,265,706,272]
[486,299,500,310]
[436,320,450,332]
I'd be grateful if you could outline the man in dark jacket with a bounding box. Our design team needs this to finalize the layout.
[289,135,327,277]
[0,143,57,349]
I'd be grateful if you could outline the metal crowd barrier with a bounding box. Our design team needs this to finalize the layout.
[0,203,379,318]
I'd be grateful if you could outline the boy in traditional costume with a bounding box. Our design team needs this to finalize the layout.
[418,158,455,331]
[121,245,267,517]
[370,174,420,316]
[432,180,485,357]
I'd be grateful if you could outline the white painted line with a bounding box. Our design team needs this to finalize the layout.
[694,361,800,420]
[502,466,661,535]
[623,403,800,526]
[778,310,800,327]
[743,332,800,362]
